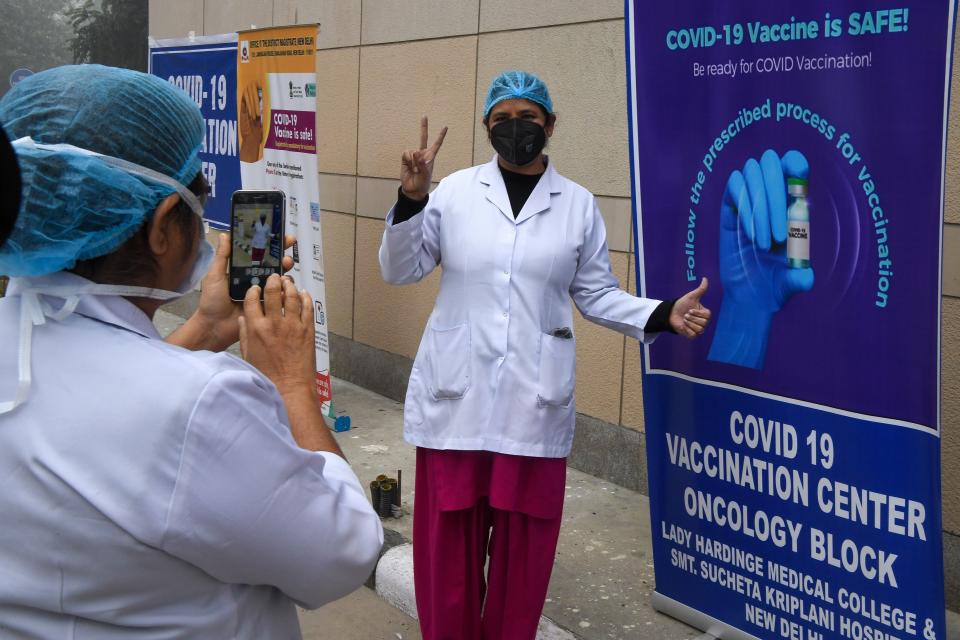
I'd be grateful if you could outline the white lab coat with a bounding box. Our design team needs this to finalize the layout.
[0,272,383,639]
[379,157,661,458]
[251,220,270,249]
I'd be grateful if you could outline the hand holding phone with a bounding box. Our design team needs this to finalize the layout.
[239,275,345,455]
[239,274,315,389]
[230,190,286,301]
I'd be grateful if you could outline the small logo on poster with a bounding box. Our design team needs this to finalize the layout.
[287,82,306,99]
[306,83,317,97]
[310,202,320,222]
[315,301,326,326]
[239,41,250,63]
[313,243,322,260]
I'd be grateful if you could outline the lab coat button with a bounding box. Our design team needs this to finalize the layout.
[502,312,508,318]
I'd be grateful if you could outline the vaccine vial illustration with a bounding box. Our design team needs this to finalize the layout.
[787,177,810,269]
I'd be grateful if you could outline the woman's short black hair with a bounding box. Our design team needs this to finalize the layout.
[0,126,21,249]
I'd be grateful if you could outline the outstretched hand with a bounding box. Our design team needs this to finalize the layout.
[670,278,711,339]
[400,116,448,201]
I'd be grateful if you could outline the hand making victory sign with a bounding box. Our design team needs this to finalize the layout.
[400,116,448,201]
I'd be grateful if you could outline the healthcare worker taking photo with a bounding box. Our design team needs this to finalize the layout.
[379,71,712,639]
[0,65,382,639]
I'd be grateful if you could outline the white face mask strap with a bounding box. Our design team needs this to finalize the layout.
[14,283,181,302]
[44,294,81,321]
[0,293,41,415]
[0,138,210,415]
[20,290,46,325]
[11,137,205,219]
[0,292,92,416]
[0,270,211,413]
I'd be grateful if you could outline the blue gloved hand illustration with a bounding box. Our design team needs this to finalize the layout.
[707,149,814,369]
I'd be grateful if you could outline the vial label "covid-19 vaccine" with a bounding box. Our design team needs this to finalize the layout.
[787,177,810,269]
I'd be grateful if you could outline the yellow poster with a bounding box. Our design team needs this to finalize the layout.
[237,25,316,163]
[237,25,336,418]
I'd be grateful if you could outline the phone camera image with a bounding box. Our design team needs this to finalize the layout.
[233,204,281,268]
[229,191,285,300]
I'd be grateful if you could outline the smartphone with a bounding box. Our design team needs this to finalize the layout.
[229,189,286,301]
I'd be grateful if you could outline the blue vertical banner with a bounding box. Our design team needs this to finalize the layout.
[626,3,954,639]
[149,34,240,229]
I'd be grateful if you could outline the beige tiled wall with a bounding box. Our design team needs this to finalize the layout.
[149,0,204,39]
[944,298,960,533]
[356,177,405,220]
[352,218,440,359]
[318,174,357,216]
[941,25,960,536]
[479,0,623,33]
[573,253,629,424]
[360,0,479,45]
[473,20,630,198]
[946,34,960,225]
[621,255,645,430]
[596,197,633,254]
[320,211,356,339]
[202,0,273,36]
[275,0,362,49]
[357,36,478,182]
[316,47,360,176]
[151,0,960,535]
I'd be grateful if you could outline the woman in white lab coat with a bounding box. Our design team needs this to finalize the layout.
[0,65,382,639]
[379,71,712,639]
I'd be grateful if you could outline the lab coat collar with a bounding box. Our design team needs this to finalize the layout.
[478,155,562,224]
[6,272,162,341]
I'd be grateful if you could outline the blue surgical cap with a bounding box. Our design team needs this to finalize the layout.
[483,71,553,118]
[0,64,204,277]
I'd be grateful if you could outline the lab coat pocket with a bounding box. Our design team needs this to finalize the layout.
[427,323,471,400]
[537,333,576,408]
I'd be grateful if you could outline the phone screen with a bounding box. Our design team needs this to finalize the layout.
[229,190,285,300]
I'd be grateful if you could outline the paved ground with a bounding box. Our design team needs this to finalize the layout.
[154,306,960,640]
[156,305,705,639]
[299,588,422,639]
[284,374,699,640]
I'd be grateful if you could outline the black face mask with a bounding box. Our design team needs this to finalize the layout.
[489,118,546,167]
